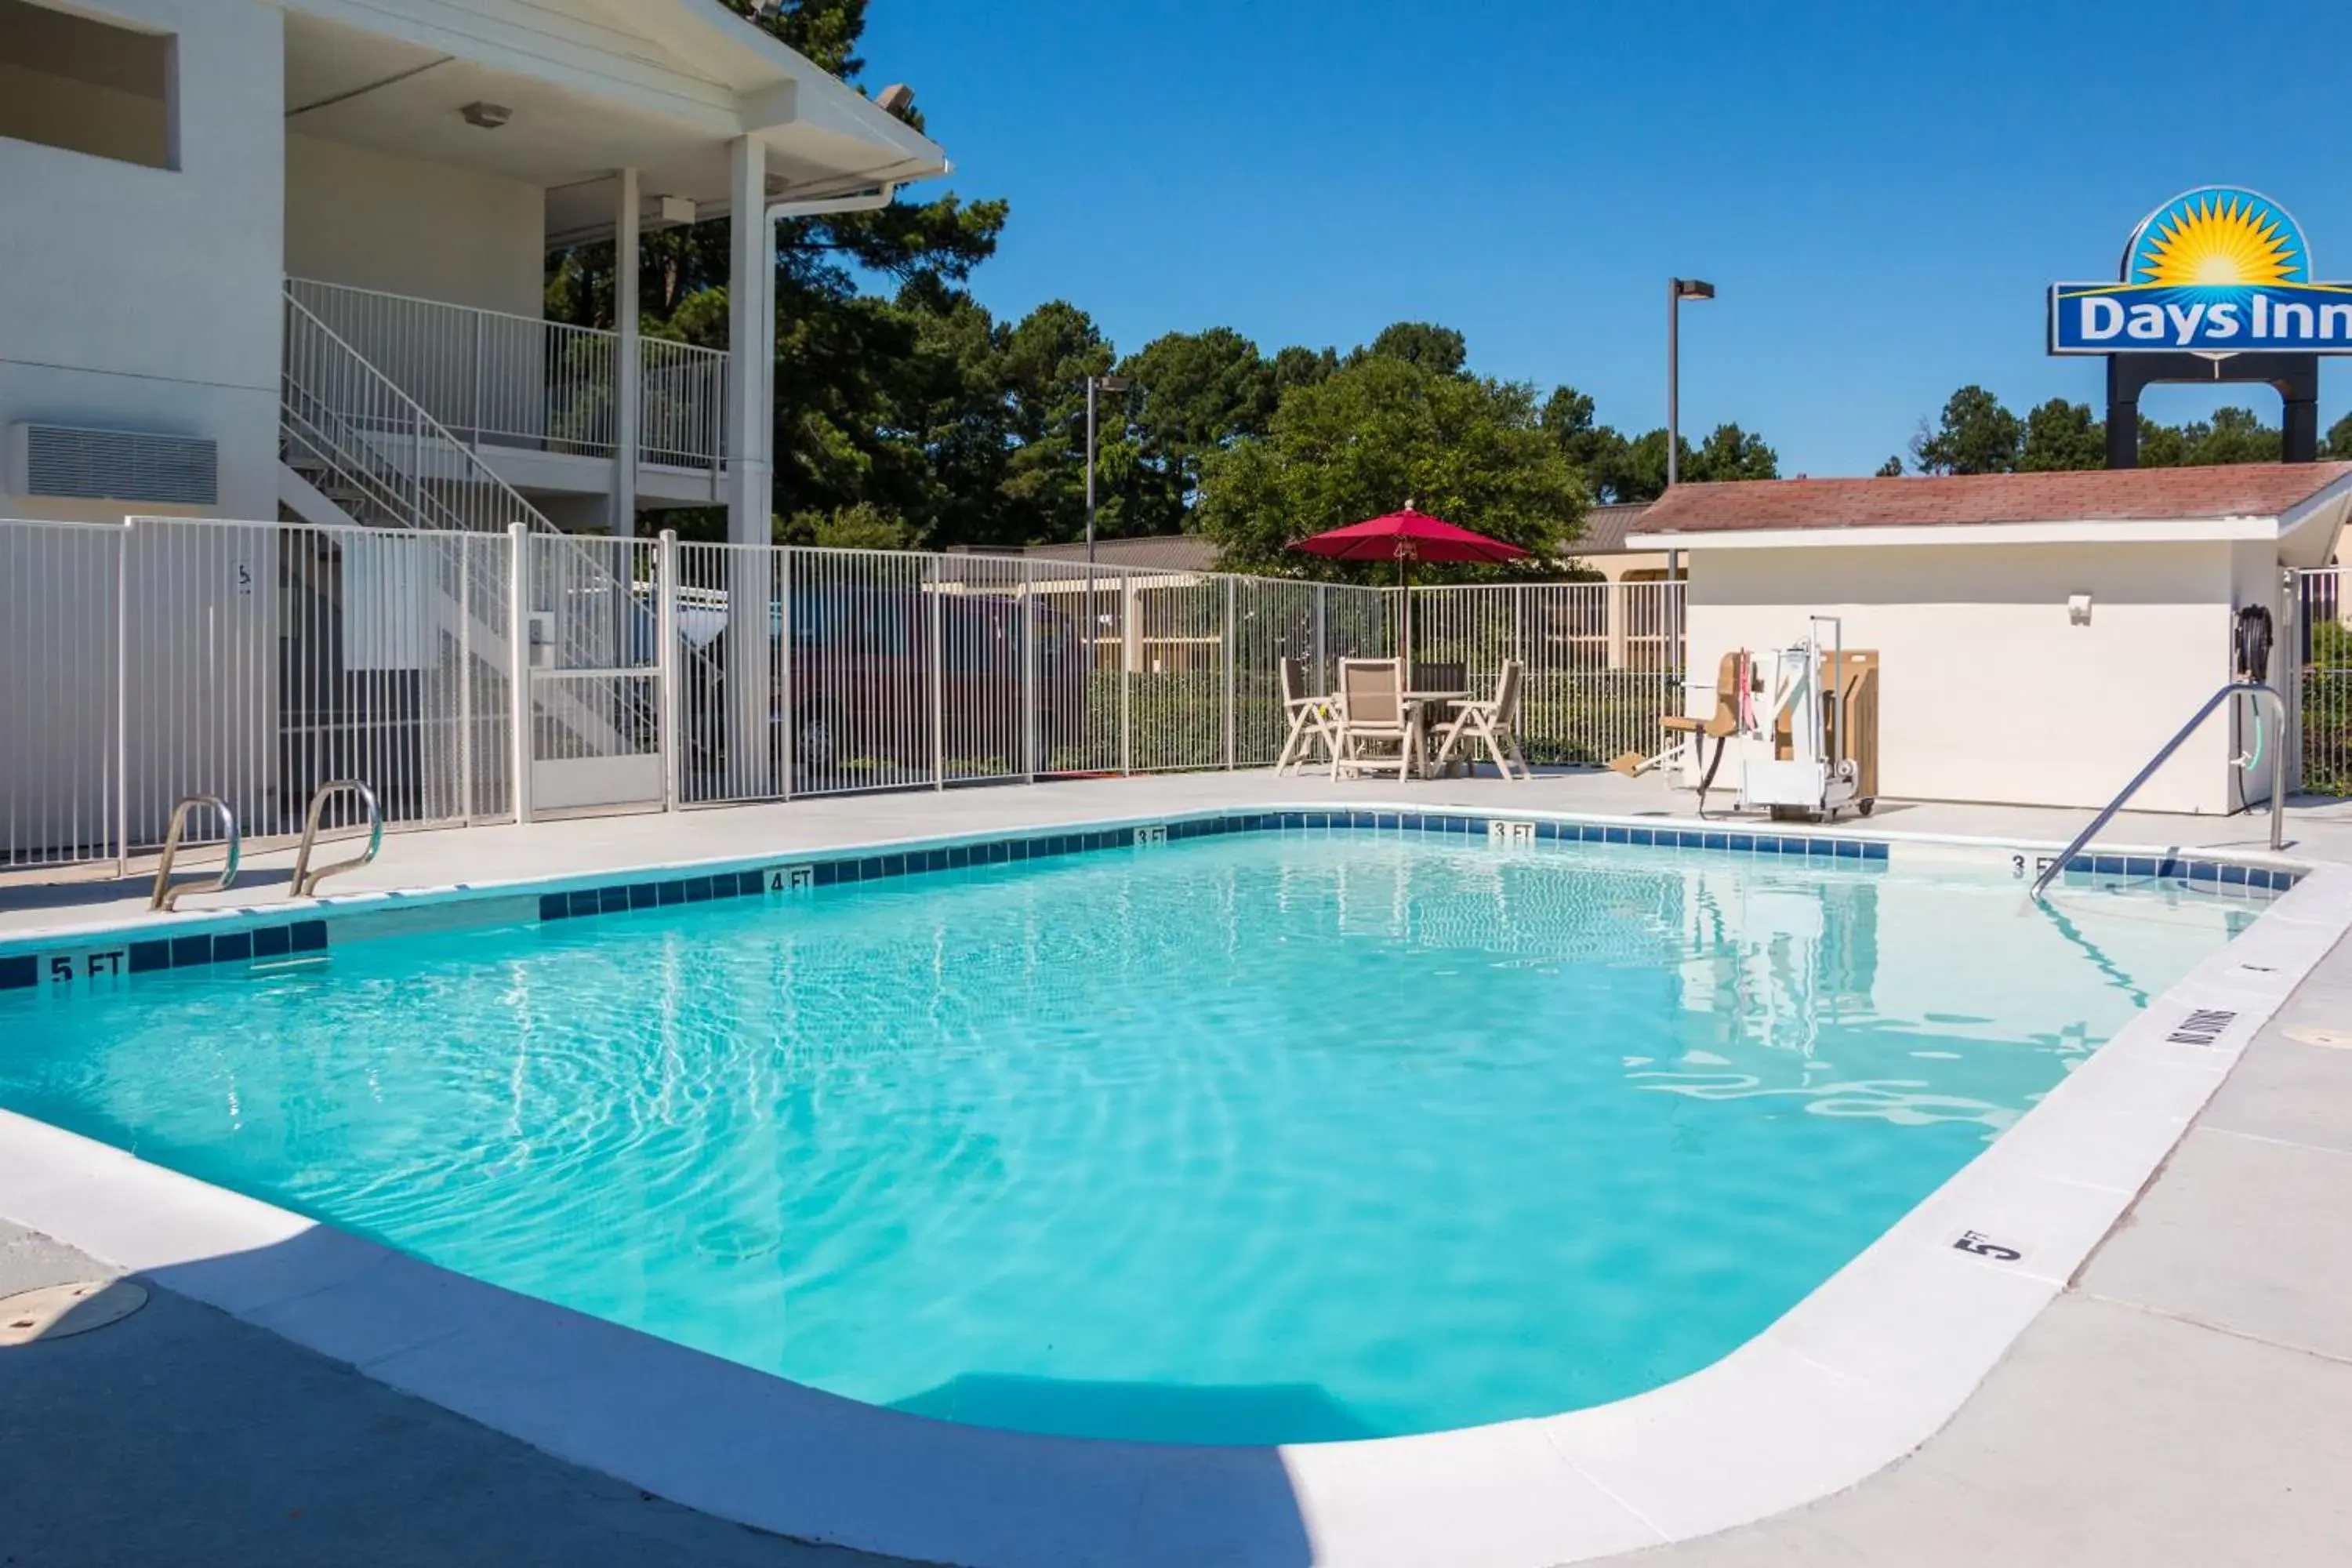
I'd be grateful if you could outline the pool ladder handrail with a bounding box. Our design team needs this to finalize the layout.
[149,795,241,913]
[2030,681,2285,902]
[290,779,383,898]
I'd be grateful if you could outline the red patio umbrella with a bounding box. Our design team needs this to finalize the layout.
[1290,503,1527,672]
[1287,504,1528,580]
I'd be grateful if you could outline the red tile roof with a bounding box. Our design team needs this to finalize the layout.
[1634,463,2352,537]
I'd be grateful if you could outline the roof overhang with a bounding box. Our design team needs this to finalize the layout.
[1630,470,2352,563]
[282,0,949,243]
[1627,517,2286,551]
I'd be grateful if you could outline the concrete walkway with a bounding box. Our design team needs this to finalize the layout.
[1627,926,2352,1566]
[5,774,2352,1563]
[0,1221,908,1567]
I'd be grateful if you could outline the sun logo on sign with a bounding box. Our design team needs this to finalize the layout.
[2129,189,2306,287]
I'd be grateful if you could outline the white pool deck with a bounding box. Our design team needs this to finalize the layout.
[5,769,2352,1565]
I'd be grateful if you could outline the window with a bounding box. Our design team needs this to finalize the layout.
[0,0,176,171]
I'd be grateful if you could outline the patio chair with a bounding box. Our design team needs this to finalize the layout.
[1430,660,1530,781]
[1275,656,1339,775]
[1330,659,1412,781]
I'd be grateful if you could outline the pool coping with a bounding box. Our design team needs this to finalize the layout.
[2,806,2345,1567]
[0,801,2300,984]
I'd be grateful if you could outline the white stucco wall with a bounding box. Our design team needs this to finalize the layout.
[0,0,283,524]
[1681,539,2241,815]
[285,134,546,317]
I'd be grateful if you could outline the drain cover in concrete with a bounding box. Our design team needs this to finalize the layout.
[0,1279,147,1345]
[2284,1025,2352,1051]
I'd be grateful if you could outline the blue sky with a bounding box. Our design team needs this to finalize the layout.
[857,1,2352,477]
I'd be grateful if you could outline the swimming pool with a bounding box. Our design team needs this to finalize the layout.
[0,821,2270,1446]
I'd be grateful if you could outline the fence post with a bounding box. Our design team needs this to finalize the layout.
[1120,570,1134,777]
[931,559,946,790]
[115,517,132,873]
[779,546,795,801]
[657,529,679,811]
[1224,575,1237,770]
[1312,583,1327,695]
[1022,561,1039,783]
[470,310,485,446]
[507,522,532,825]
[457,538,474,821]
[2285,566,2305,799]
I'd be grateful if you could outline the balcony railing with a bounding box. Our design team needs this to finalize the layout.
[285,278,729,471]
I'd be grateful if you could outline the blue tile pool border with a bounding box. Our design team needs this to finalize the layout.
[0,809,2300,989]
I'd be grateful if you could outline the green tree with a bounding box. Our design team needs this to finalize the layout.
[2191,406,2282,465]
[992,300,1119,545]
[1118,328,1276,531]
[1197,355,1582,577]
[1356,321,1469,376]
[1874,455,1905,477]
[2017,398,2104,471]
[1540,386,1634,500]
[2134,406,2281,466]
[782,499,916,550]
[1684,423,1779,483]
[2327,411,2352,460]
[1911,385,2021,474]
[2136,414,2191,467]
[1270,344,1340,395]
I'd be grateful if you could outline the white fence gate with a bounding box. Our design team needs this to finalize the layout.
[521,531,664,816]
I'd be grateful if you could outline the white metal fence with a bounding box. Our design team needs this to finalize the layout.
[2299,567,2352,796]
[1,517,1690,878]
[288,278,731,470]
[1410,579,1686,765]
[1,520,122,872]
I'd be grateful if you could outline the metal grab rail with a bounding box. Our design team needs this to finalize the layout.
[150,796,241,913]
[290,780,383,898]
[2031,682,2285,901]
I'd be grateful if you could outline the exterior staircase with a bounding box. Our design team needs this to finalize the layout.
[277,289,648,783]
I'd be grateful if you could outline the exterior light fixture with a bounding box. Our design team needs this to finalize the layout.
[460,101,512,130]
[875,83,916,116]
[1085,375,1138,563]
[1666,277,1717,488]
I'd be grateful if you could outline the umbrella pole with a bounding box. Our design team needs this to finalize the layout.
[1399,557,1412,670]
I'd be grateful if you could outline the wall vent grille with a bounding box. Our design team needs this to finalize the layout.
[11,425,218,506]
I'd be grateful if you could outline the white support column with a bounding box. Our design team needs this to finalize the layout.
[724,136,774,795]
[612,167,641,537]
[727,137,772,546]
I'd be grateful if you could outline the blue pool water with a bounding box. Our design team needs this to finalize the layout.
[0,833,2262,1444]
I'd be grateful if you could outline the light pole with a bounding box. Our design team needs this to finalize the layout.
[1085,372,1133,563]
[1665,278,1715,488]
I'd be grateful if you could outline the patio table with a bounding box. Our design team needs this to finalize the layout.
[1401,689,1470,779]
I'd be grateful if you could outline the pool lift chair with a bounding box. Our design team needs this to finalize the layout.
[1740,616,1868,822]
[1614,619,1875,822]
[1611,651,1747,815]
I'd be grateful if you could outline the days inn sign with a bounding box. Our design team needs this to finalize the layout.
[2049,187,2352,354]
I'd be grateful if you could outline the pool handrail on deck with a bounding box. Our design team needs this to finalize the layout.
[2032,682,2285,901]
